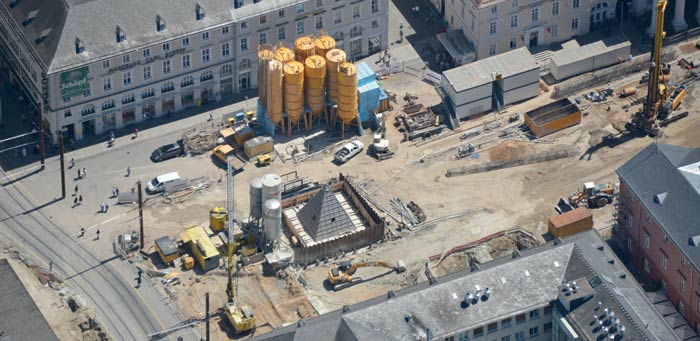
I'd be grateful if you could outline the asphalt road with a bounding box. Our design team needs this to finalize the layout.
[0,127,202,340]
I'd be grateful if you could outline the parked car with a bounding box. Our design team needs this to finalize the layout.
[151,140,184,162]
[334,141,364,164]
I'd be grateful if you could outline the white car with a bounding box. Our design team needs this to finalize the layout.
[334,141,364,164]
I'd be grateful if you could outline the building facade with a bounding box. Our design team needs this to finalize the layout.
[615,143,700,335]
[0,0,388,142]
[433,0,592,61]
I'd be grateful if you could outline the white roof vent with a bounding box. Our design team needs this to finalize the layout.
[653,192,667,204]
[22,9,38,26]
[689,235,700,247]
[524,270,530,277]
[35,28,50,44]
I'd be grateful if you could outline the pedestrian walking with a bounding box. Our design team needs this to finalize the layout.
[81,168,87,178]
[80,227,85,237]
[95,229,100,240]
[133,128,138,138]
[73,197,78,207]
[115,187,119,196]
[208,112,213,121]
[21,148,27,158]
[69,157,75,169]
[136,276,142,288]
[110,131,115,140]
[77,169,81,179]
[104,202,109,213]
[111,187,116,198]
[99,202,105,213]
[74,185,78,196]
[126,166,131,177]
[78,195,82,205]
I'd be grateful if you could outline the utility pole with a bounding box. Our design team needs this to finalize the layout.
[205,292,210,341]
[59,129,65,199]
[137,181,144,249]
[38,105,45,169]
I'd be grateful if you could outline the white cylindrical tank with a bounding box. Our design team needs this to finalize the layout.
[261,173,281,204]
[249,177,263,220]
[263,199,282,242]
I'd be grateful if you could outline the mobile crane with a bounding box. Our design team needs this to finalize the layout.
[328,260,406,289]
[224,156,256,333]
[627,0,687,136]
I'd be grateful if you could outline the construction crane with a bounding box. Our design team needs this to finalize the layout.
[224,155,256,333]
[328,260,406,288]
[628,0,687,136]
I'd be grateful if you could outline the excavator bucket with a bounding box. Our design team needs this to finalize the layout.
[555,198,575,214]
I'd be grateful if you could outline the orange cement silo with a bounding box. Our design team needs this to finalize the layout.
[266,59,284,134]
[304,55,327,126]
[294,36,315,62]
[336,62,359,139]
[325,49,346,103]
[314,35,336,62]
[283,61,307,135]
[274,46,295,64]
[257,45,274,106]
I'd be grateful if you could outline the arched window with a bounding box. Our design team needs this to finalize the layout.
[200,70,214,82]
[181,75,194,87]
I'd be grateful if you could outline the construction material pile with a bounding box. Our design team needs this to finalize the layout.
[390,197,426,226]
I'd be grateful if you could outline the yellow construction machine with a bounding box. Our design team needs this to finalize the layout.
[256,153,273,167]
[627,0,687,136]
[567,182,615,209]
[223,156,255,333]
[328,260,406,289]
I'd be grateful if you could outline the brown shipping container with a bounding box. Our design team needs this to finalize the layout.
[525,98,581,137]
[548,207,593,238]
[244,136,273,159]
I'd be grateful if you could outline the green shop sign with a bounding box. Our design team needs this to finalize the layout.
[60,67,90,97]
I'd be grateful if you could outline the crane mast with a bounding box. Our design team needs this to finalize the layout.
[226,155,235,304]
[643,0,667,135]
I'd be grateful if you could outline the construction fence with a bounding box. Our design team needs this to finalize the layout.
[446,147,579,177]
[551,50,678,99]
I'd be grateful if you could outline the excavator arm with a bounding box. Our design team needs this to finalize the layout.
[328,260,405,285]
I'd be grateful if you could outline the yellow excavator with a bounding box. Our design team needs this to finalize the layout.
[328,260,406,289]
[223,156,255,333]
[568,182,615,208]
[627,0,687,136]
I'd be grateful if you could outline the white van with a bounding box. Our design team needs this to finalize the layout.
[147,172,180,193]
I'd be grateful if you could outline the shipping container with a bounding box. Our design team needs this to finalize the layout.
[548,207,593,238]
[244,136,273,160]
[524,98,581,137]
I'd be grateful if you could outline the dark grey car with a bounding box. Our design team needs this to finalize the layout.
[150,141,184,162]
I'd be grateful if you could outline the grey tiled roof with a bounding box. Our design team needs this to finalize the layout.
[253,230,676,340]
[297,186,355,241]
[616,143,700,270]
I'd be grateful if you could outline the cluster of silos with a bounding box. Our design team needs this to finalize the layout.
[249,174,283,242]
[256,34,359,137]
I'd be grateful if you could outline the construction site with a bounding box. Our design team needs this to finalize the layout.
[14,10,700,339]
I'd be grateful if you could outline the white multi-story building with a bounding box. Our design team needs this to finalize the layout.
[0,0,388,142]
[431,0,594,63]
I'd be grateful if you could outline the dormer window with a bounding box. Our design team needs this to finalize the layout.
[75,38,85,54]
[116,26,126,43]
[35,28,50,45]
[22,10,38,26]
[196,4,205,20]
[157,15,166,31]
[9,0,19,8]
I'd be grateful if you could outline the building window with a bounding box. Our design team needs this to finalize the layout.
[512,0,518,7]
[240,38,248,51]
[682,257,687,266]
[222,26,230,35]
[473,326,484,338]
[63,110,72,117]
[181,75,194,87]
[489,21,497,35]
[143,48,150,57]
[259,32,267,44]
[278,26,286,40]
[491,5,498,13]
[643,231,650,248]
[552,2,559,15]
[316,16,323,29]
[551,24,558,37]
[661,253,667,271]
[368,35,381,53]
[353,5,360,19]
[241,20,248,30]
[63,96,71,103]
[222,42,230,57]
[544,322,552,333]
[123,71,131,86]
[489,44,496,56]
[515,313,526,325]
[681,275,686,293]
[296,21,305,35]
[457,331,468,341]
[510,38,517,49]
[334,9,342,24]
[102,99,115,110]
[501,337,510,341]
[103,77,112,92]
[571,17,579,30]
[143,65,151,80]
[646,212,651,223]
[202,48,210,64]
[297,3,304,13]
[531,8,539,22]
[627,237,633,252]
[529,309,540,320]
[371,0,379,13]
[142,88,155,99]
[317,0,323,8]
[260,15,267,25]
[573,0,580,8]
[529,326,539,337]
[372,20,379,29]
[220,64,232,76]
[510,14,518,28]
[183,37,190,46]
[279,9,286,18]
[644,257,650,273]
[162,81,175,93]
[544,304,553,316]
[122,54,130,64]
[239,59,251,69]
[501,318,512,329]
[663,233,668,244]
[163,42,170,51]
[162,59,171,74]
[182,54,191,69]
[515,331,525,341]
[680,301,685,316]
[103,60,110,69]
[487,322,498,334]
[122,93,134,104]
[200,70,213,82]
[116,27,126,42]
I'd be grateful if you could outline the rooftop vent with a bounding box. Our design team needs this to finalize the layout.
[524,270,530,277]
[689,235,700,247]
[21,9,38,26]
[653,192,667,205]
[464,292,474,305]
[404,314,412,322]
[483,287,491,300]
[75,38,84,54]
[297,319,305,327]
[9,0,19,8]
[34,28,50,44]
[156,15,166,31]
[512,250,521,258]
[553,237,562,245]
[342,305,351,313]
[196,4,205,20]
[387,290,396,298]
